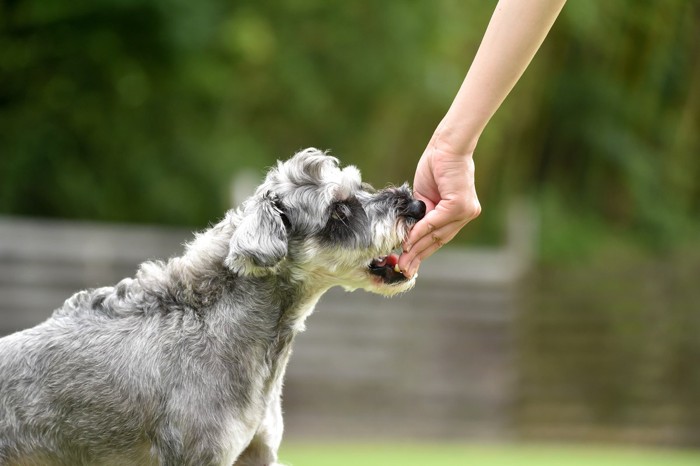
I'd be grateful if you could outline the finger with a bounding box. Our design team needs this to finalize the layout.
[401,218,459,270]
[402,208,453,253]
[404,194,482,256]
[399,221,462,277]
[403,239,444,279]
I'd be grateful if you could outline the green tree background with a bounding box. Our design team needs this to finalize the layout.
[2,0,700,444]
[1,0,698,257]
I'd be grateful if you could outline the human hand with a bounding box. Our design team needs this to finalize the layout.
[395,0,565,279]
[398,144,481,278]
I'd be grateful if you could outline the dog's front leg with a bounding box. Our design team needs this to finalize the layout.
[233,393,285,466]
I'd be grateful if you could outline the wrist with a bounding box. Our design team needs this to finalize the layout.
[430,120,479,158]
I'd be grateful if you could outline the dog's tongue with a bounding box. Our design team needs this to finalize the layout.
[375,253,400,269]
[369,251,407,283]
[369,249,407,283]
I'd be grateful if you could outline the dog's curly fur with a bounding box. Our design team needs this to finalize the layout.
[0,149,424,466]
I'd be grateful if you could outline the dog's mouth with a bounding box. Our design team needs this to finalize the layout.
[368,248,409,284]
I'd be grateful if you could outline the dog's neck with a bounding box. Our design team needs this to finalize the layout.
[174,215,329,326]
[228,272,327,331]
[138,234,329,402]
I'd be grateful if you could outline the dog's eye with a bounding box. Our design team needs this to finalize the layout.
[330,203,350,222]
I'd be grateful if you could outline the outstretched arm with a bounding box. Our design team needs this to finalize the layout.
[399,0,566,278]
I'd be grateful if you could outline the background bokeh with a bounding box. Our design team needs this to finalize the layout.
[3,0,697,245]
[1,0,699,461]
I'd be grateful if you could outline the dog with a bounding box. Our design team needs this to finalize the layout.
[0,148,426,466]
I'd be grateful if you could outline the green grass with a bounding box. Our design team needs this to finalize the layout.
[280,443,700,466]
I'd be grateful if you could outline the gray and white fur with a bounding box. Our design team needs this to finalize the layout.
[0,149,426,466]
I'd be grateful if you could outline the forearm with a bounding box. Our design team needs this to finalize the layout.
[434,0,566,155]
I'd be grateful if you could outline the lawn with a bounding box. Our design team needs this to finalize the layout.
[280,443,700,466]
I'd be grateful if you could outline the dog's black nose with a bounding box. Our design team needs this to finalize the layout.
[404,199,426,220]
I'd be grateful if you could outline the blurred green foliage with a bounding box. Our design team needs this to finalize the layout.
[1,0,698,253]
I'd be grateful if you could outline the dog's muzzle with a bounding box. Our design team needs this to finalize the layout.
[368,199,426,284]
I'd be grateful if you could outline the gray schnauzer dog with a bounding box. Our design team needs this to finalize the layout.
[0,149,426,466]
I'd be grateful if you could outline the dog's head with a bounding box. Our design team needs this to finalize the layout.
[225,148,425,296]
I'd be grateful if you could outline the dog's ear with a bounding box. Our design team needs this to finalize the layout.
[226,192,289,275]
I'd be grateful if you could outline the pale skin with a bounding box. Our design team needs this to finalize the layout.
[399,0,567,278]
